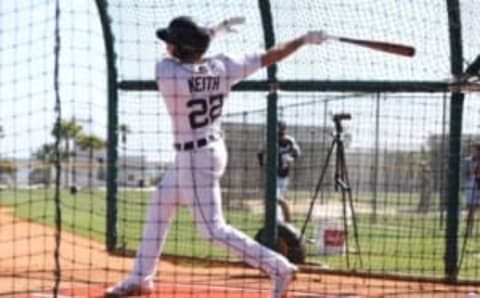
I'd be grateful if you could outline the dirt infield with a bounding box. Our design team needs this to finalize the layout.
[0,207,478,298]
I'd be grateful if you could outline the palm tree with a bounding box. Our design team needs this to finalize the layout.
[0,160,17,187]
[77,134,106,188]
[119,124,132,186]
[32,143,56,187]
[77,134,106,152]
[0,126,15,187]
[34,143,56,163]
[119,124,131,147]
[52,119,83,187]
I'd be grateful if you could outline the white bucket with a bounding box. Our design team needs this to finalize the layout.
[313,205,348,256]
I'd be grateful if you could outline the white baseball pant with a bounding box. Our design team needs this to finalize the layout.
[129,139,292,284]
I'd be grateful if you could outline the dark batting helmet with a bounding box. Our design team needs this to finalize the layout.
[278,120,287,131]
[156,16,211,56]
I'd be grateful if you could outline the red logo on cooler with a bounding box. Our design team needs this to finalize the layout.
[324,229,345,246]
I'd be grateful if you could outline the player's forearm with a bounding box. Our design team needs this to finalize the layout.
[260,37,305,67]
[260,31,327,67]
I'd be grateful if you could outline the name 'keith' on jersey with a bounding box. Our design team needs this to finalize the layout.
[155,52,263,143]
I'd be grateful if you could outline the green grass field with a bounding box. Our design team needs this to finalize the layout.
[0,187,479,281]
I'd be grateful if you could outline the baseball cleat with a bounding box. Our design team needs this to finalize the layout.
[105,280,153,297]
[271,265,298,298]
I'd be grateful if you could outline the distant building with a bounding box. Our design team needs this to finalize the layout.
[71,148,168,188]
[221,121,440,205]
[1,148,169,189]
[221,121,331,200]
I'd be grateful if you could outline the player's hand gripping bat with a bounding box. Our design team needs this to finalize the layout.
[327,34,415,57]
[210,16,246,37]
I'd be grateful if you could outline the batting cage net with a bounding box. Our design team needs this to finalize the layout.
[1,0,480,297]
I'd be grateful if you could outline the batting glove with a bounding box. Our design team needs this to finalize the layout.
[303,30,328,45]
[211,16,246,36]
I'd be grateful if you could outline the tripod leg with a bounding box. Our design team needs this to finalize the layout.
[337,142,363,267]
[299,139,337,240]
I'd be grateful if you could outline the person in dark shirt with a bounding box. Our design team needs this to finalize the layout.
[258,120,301,222]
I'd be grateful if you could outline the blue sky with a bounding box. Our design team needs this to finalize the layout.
[1,0,479,161]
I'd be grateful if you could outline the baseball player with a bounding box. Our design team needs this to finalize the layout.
[106,16,327,297]
[258,120,301,222]
[463,142,480,237]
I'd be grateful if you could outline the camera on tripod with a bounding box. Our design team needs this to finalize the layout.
[332,113,351,134]
[300,111,362,267]
[333,113,352,122]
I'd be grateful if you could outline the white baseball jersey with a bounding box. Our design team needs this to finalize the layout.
[258,135,301,178]
[126,51,295,291]
[278,135,301,177]
[156,52,261,143]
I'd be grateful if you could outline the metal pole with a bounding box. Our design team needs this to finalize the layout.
[258,0,278,249]
[95,0,119,252]
[445,0,464,281]
[371,93,380,222]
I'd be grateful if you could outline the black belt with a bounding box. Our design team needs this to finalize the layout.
[174,135,218,151]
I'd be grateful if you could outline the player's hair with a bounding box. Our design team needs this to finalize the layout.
[172,45,205,62]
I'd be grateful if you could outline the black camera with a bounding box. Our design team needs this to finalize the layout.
[332,113,351,134]
[333,113,352,122]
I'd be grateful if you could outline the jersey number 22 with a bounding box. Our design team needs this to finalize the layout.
[187,94,224,129]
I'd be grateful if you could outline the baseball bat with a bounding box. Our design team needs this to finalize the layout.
[328,35,415,57]
[465,55,480,77]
